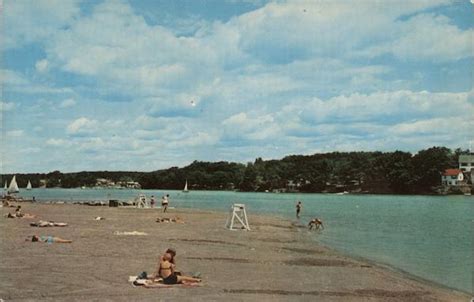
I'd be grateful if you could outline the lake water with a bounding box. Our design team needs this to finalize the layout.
[15,188,472,294]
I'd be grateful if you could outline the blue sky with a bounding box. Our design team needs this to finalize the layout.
[1,0,473,173]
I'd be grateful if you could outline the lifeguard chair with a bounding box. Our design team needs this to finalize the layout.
[136,194,148,208]
[226,203,250,231]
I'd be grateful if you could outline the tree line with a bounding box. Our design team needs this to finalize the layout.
[1,147,469,194]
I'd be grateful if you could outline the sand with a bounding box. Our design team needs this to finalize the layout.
[0,202,470,301]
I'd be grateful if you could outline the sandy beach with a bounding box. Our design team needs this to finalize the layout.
[0,202,469,302]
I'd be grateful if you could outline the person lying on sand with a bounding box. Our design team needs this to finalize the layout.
[308,218,324,230]
[2,200,13,207]
[158,252,201,285]
[30,220,68,227]
[6,212,36,219]
[27,235,72,243]
[156,217,183,223]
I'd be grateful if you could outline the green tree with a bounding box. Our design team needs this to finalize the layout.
[412,147,453,192]
[385,151,413,193]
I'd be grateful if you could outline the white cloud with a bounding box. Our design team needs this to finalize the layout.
[46,138,71,147]
[44,0,218,97]
[172,131,219,147]
[0,101,15,111]
[59,98,76,108]
[222,112,280,141]
[360,14,473,62]
[1,69,28,85]
[1,69,73,94]
[78,137,106,152]
[223,112,248,126]
[280,90,473,126]
[35,59,49,73]
[66,117,98,135]
[228,0,462,63]
[146,93,203,117]
[389,117,474,137]
[2,0,80,49]
[19,147,41,154]
[6,130,24,137]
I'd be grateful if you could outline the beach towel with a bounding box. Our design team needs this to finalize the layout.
[115,231,148,236]
[129,276,202,288]
[30,220,68,227]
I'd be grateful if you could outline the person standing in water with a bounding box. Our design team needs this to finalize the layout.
[296,201,302,219]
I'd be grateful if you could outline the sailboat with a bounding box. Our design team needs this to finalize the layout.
[26,180,32,190]
[7,175,20,194]
[183,180,189,193]
[3,181,7,190]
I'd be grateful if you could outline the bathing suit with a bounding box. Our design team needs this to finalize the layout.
[160,262,178,284]
[40,236,54,243]
[162,273,178,284]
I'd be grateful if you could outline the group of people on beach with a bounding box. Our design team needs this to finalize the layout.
[295,201,324,231]
[3,202,73,243]
[5,205,35,219]
[145,194,170,212]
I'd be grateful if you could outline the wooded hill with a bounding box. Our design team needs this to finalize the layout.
[1,147,469,194]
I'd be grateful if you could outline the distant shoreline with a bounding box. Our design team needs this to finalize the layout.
[3,148,472,196]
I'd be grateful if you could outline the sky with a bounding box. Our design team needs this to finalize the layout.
[1,0,473,173]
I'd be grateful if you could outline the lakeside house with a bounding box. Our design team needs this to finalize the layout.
[441,154,473,194]
[458,154,474,173]
[458,153,474,192]
[441,169,464,186]
[94,178,141,189]
[39,179,47,188]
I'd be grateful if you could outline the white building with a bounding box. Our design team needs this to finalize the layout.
[458,154,474,172]
[441,169,464,186]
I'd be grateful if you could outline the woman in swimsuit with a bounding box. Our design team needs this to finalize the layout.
[159,253,201,284]
[29,235,72,243]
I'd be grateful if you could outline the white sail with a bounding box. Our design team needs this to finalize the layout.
[8,175,20,193]
[26,180,32,190]
[183,180,189,192]
[3,181,7,190]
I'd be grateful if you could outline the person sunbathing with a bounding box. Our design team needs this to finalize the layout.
[30,220,68,227]
[6,212,36,219]
[158,253,201,285]
[156,217,184,223]
[28,235,72,243]
[15,205,23,216]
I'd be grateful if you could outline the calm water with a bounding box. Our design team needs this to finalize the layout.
[16,188,473,293]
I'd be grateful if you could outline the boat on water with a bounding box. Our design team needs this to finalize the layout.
[183,180,189,193]
[3,181,7,190]
[8,175,20,194]
[26,180,32,190]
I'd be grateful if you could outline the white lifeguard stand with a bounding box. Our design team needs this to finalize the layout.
[136,194,148,208]
[226,203,250,231]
